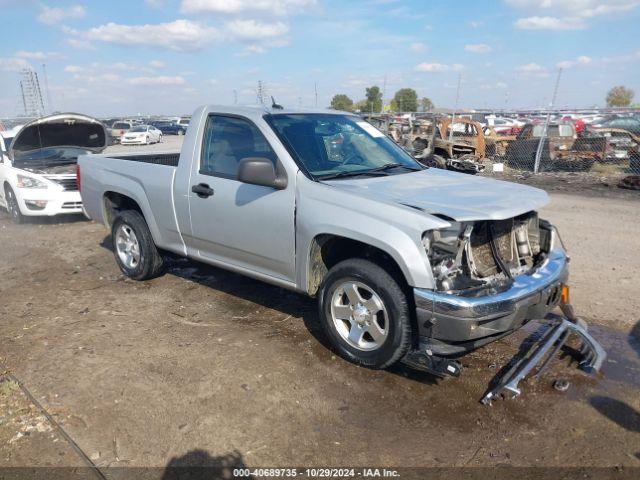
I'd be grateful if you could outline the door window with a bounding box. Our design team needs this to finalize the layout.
[201,115,277,178]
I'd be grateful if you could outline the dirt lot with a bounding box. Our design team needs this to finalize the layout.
[0,141,639,477]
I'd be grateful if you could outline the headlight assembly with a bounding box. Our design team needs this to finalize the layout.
[16,174,48,189]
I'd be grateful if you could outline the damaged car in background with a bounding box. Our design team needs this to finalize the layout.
[506,122,607,172]
[389,116,488,174]
[0,113,107,223]
[78,105,605,402]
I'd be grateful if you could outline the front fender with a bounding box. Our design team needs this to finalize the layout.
[296,178,450,291]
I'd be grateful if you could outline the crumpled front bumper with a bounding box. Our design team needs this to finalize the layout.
[414,248,569,356]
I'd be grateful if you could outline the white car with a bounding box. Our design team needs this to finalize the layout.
[0,113,107,223]
[120,125,162,145]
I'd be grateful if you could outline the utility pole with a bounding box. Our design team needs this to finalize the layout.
[381,75,387,113]
[449,73,462,142]
[534,68,562,173]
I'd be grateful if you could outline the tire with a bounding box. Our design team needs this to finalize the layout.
[318,258,412,369]
[4,185,25,224]
[158,134,163,144]
[145,136,150,145]
[422,154,446,169]
[111,210,164,280]
[177,129,184,136]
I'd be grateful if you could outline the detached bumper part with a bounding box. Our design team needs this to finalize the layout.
[481,316,606,405]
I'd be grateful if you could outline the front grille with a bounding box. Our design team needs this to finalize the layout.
[47,177,78,191]
[62,202,82,209]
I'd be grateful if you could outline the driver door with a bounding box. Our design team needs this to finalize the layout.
[186,114,296,282]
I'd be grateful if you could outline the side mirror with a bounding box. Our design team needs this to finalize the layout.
[237,157,287,190]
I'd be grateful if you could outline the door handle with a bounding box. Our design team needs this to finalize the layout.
[191,183,214,198]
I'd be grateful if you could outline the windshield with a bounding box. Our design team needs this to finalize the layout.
[130,126,148,132]
[266,114,422,179]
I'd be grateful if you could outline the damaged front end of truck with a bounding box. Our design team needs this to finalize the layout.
[406,211,606,402]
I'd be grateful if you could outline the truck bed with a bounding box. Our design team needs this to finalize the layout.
[78,151,186,255]
[108,152,180,167]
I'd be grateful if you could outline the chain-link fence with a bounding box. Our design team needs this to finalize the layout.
[362,111,640,177]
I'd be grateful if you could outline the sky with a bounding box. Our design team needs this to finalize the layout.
[1,0,639,117]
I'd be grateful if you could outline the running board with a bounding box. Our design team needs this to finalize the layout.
[481,317,606,405]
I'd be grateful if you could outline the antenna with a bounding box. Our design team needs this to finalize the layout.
[271,96,283,110]
[314,82,318,108]
[233,89,238,105]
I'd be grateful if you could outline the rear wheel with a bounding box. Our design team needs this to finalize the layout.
[4,185,25,224]
[111,210,164,280]
[318,258,412,369]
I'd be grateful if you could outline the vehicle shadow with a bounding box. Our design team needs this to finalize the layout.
[99,236,441,386]
[161,449,252,480]
[589,396,640,433]
[0,208,88,225]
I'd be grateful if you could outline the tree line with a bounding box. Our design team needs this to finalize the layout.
[330,85,636,111]
[330,87,434,113]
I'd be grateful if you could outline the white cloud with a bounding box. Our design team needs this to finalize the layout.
[149,60,165,68]
[66,38,96,50]
[128,76,186,86]
[409,42,427,53]
[84,20,221,51]
[64,65,83,73]
[225,20,288,40]
[0,57,30,72]
[556,55,591,68]
[470,20,483,28]
[515,62,550,77]
[515,16,585,30]
[415,62,464,72]
[180,0,315,15]
[15,51,46,60]
[37,4,86,25]
[506,0,640,18]
[508,0,640,30]
[465,43,492,53]
[496,81,508,88]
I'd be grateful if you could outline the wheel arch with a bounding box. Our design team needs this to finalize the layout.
[306,233,412,297]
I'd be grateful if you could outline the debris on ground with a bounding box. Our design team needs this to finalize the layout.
[553,379,570,392]
[618,175,640,190]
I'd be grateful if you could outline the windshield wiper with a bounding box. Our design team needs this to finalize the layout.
[318,163,422,181]
[318,169,391,180]
[367,163,422,173]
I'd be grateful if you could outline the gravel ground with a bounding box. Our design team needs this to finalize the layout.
[0,138,638,476]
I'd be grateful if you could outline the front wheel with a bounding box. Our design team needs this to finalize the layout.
[158,134,163,144]
[111,210,164,280]
[318,258,412,369]
[4,185,25,224]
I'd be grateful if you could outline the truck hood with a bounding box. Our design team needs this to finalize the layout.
[9,113,108,163]
[323,168,549,222]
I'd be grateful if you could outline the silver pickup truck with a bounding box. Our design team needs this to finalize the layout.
[78,106,604,399]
